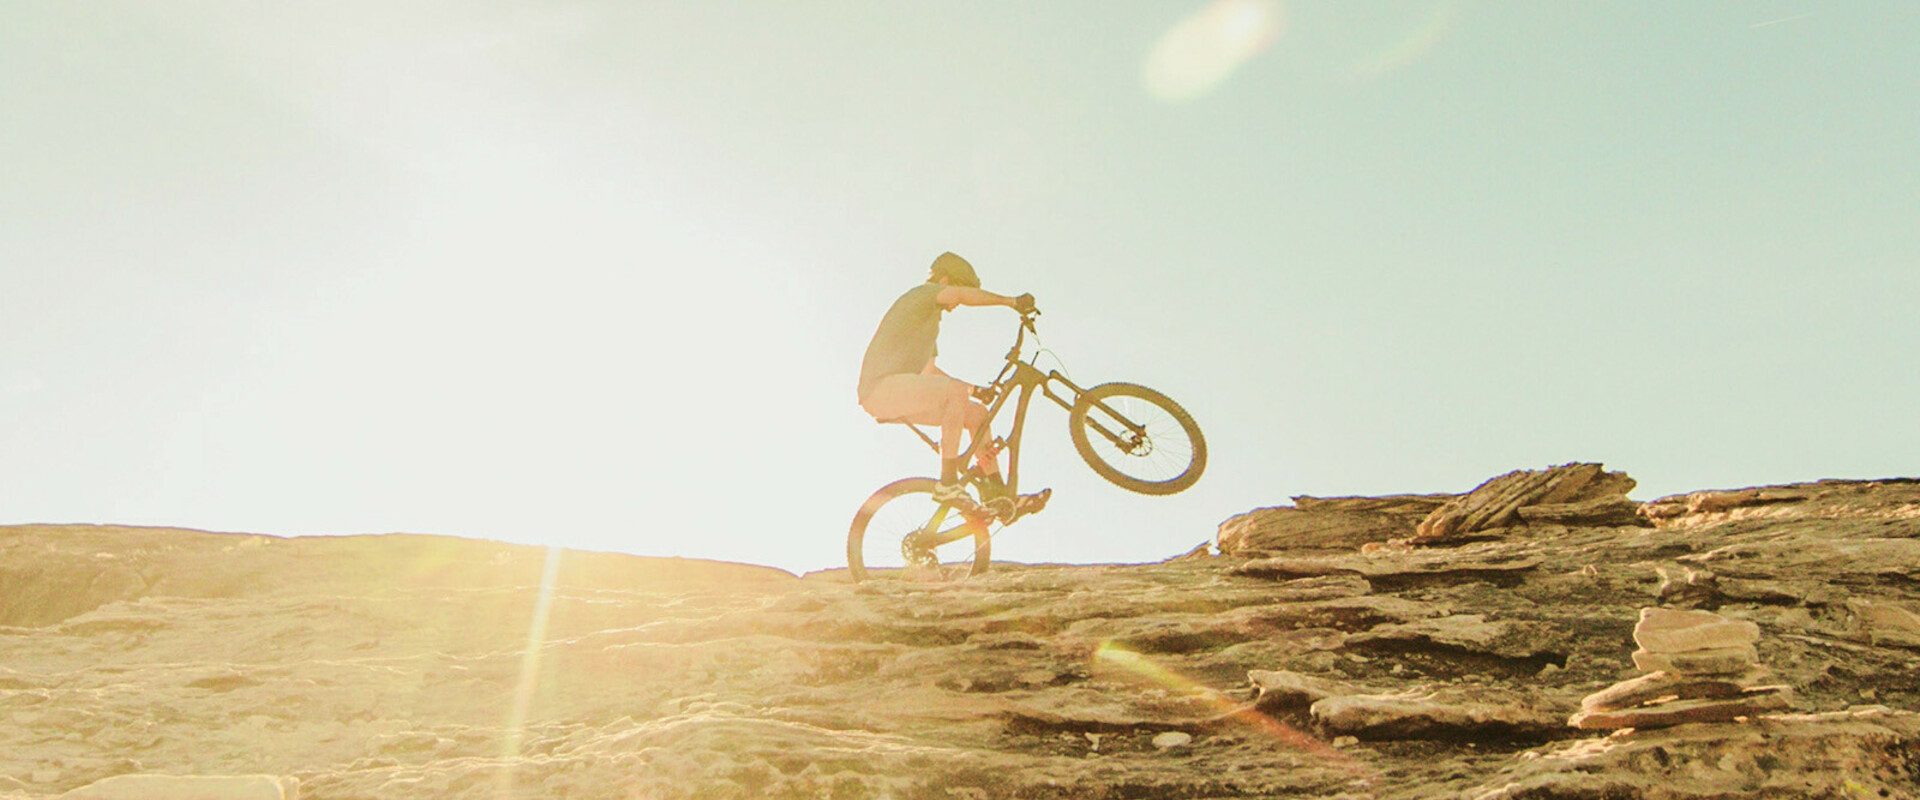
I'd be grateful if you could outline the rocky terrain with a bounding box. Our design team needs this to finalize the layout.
[5,464,1920,799]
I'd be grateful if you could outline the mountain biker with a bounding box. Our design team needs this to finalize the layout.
[858,252,1041,517]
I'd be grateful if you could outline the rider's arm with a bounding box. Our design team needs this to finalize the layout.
[937,286,1029,311]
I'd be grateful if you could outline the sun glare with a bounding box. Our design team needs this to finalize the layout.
[1353,2,1456,78]
[1142,0,1284,102]
[498,545,564,796]
[1093,641,1369,775]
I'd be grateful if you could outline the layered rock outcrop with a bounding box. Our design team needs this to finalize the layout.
[3,472,1920,799]
[1412,462,1641,543]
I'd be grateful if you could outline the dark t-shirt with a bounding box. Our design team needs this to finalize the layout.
[857,283,946,400]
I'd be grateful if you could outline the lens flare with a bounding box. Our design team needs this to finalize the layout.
[1142,0,1284,102]
[1093,641,1370,774]
[1353,2,1456,78]
[496,544,564,797]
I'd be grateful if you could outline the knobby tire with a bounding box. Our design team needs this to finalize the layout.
[847,477,993,582]
[1068,382,1206,495]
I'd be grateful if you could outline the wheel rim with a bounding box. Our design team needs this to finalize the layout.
[1079,392,1199,486]
[854,484,992,581]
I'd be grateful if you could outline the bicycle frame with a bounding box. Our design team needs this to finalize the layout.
[896,313,1089,500]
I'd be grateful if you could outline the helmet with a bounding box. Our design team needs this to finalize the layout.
[929,252,980,288]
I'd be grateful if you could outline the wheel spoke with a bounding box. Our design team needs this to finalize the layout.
[849,479,993,581]
[1069,383,1207,495]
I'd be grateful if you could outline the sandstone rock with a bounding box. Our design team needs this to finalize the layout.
[1415,463,1636,542]
[1291,494,1455,517]
[1685,487,1809,513]
[1578,670,1764,712]
[1248,669,1356,710]
[1567,685,1792,730]
[1631,645,1757,676]
[1478,707,1920,799]
[1653,566,1721,606]
[1681,537,1920,582]
[1642,485,1818,522]
[60,774,299,800]
[1345,614,1556,660]
[1514,494,1646,527]
[1632,608,1760,653]
[1234,546,1543,580]
[1150,731,1192,749]
[1310,688,1562,740]
[1847,598,1920,649]
[1215,507,1414,555]
[9,476,1920,800]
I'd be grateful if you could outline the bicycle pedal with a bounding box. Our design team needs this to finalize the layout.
[1017,489,1052,515]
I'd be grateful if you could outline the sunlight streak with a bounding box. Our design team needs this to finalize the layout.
[1143,0,1284,102]
[1093,641,1372,777]
[1353,2,1456,79]
[497,544,564,797]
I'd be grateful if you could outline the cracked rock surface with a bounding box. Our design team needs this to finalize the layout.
[4,474,1920,798]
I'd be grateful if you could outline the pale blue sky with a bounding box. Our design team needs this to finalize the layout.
[4,2,1915,573]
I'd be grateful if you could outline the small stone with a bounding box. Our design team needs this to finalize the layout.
[1152,731,1192,749]
[1633,608,1759,653]
[1632,645,1757,676]
[1332,736,1359,748]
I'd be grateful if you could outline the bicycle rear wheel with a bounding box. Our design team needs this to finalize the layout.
[1068,382,1206,495]
[847,477,993,582]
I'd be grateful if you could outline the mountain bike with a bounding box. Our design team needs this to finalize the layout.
[848,310,1206,582]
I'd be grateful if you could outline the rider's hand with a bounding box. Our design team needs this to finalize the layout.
[1014,293,1037,315]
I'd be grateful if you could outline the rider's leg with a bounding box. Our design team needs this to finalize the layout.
[938,381,1001,482]
[862,374,990,491]
[937,382,966,484]
[962,399,1000,479]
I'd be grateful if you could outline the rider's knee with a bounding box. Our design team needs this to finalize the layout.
[963,400,989,428]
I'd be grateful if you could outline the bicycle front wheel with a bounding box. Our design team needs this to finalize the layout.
[1069,382,1206,495]
[847,478,993,582]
